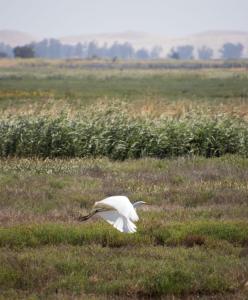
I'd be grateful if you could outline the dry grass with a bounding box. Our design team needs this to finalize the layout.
[2,97,248,121]
[0,156,247,220]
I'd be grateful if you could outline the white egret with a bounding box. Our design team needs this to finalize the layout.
[78,196,147,233]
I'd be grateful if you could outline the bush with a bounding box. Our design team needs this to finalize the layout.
[13,46,35,58]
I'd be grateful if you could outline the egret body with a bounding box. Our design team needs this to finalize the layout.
[78,196,146,233]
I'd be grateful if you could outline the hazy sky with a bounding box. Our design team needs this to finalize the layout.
[1,0,248,38]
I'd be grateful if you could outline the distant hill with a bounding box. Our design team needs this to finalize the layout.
[0,30,37,46]
[60,31,161,49]
[0,29,248,58]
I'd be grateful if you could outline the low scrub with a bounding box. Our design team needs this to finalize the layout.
[0,110,247,160]
[0,245,246,298]
[1,221,248,249]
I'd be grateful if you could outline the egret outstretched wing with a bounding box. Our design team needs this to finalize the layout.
[95,196,139,222]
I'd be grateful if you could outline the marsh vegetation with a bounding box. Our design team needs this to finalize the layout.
[0,59,248,299]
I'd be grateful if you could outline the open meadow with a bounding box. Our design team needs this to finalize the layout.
[0,59,248,299]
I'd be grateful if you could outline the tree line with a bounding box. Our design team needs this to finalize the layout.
[0,39,245,60]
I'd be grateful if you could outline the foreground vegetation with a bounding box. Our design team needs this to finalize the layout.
[1,59,248,298]
[1,156,248,299]
[1,244,247,299]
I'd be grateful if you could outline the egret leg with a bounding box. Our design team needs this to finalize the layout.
[78,210,97,221]
[78,208,110,222]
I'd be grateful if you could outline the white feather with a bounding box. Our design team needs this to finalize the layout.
[98,210,137,233]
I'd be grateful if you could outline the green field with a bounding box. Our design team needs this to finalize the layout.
[0,59,248,116]
[0,59,248,299]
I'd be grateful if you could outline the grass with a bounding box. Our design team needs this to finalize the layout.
[1,71,247,102]
[1,59,248,298]
[1,245,246,298]
[1,221,248,248]
[0,59,248,119]
[0,155,248,212]
[0,156,248,298]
